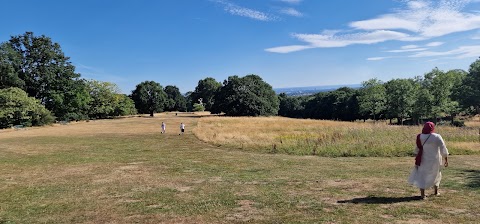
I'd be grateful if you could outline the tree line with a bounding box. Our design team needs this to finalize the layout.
[1,32,479,129]
[279,66,479,125]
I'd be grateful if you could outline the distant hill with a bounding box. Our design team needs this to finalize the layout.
[274,84,362,96]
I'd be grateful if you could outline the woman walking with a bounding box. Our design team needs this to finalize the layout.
[408,122,449,199]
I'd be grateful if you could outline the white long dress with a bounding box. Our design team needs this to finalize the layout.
[408,133,449,189]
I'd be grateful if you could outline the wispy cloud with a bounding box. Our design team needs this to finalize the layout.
[350,0,480,38]
[386,48,428,53]
[211,0,277,21]
[367,57,391,61]
[279,0,303,4]
[74,63,127,83]
[266,30,411,53]
[409,45,480,58]
[279,8,303,17]
[425,41,444,47]
[267,0,480,53]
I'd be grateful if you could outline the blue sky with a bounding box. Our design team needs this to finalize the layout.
[1,0,480,94]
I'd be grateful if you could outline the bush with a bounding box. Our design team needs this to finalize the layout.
[193,103,205,112]
[452,119,465,127]
[0,87,54,128]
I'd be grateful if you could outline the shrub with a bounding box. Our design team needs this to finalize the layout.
[0,87,54,128]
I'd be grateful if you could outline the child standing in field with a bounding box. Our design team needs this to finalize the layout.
[180,123,185,135]
[161,122,166,133]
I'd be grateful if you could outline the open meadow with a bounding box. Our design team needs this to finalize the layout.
[0,113,479,223]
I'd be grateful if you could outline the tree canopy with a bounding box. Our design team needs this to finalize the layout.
[211,74,279,116]
[0,32,92,120]
[131,81,167,117]
[191,77,221,111]
[0,87,54,128]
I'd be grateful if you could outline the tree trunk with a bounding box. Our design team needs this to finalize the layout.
[150,111,154,117]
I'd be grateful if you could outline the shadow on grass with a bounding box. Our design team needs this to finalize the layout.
[337,195,422,204]
[465,169,480,189]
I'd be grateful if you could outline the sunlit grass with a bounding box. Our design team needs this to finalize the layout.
[1,113,479,223]
[193,116,480,157]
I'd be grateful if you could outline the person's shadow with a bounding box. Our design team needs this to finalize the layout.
[337,195,422,204]
[465,169,480,189]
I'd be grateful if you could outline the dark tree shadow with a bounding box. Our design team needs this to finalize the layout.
[337,196,423,204]
[465,169,480,189]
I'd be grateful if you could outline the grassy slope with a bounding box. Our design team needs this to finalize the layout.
[0,114,479,223]
[193,117,480,157]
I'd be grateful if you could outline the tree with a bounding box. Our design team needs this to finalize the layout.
[131,81,167,116]
[358,78,387,121]
[86,80,121,119]
[4,32,87,120]
[184,91,193,112]
[0,87,54,128]
[457,59,480,114]
[191,77,221,111]
[211,74,279,116]
[384,79,416,125]
[112,94,137,117]
[0,42,24,89]
[278,93,305,118]
[164,85,187,112]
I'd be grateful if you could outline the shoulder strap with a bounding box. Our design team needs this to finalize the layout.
[422,134,432,146]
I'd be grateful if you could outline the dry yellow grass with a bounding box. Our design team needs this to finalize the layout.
[193,116,480,156]
[1,113,480,223]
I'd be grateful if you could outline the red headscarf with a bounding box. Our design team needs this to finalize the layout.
[415,122,435,166]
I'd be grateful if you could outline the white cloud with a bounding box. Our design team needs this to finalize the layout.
[267,0,480,53]
[279,8,303,17]
[409,45,480,58]
[350,0,480,38]
[367,57,390,61]
[425,41,444,47]
[386,41,444,53]
[402,45,420,49]
[212,0,277,21]
[387,48,427,53]
[471,31,480,39]
[279,0,302,4]
[265,45,313,53]
[265,30,411,53]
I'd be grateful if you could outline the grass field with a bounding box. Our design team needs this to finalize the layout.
[1,113,479,223]
[193,116,480,157]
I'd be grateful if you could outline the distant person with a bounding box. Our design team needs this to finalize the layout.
[408,122,449,199]
[179,123,185,135]
[161,122,166,134]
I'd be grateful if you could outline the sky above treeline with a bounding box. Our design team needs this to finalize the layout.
[1,0,480,94]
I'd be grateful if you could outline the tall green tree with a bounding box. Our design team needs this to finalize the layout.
[112,94,137,117]
[4,32,87,120]
[0,42,24,89]
[278,93,305,118]
[384,78,416,125]
[457,59,480,114]
[211,74,279,116]
[0,87,54,128]
[191,77,221,111]
[164,85,186,112]
[86,80,121,119]
[358,78,386,121]
[131,81,167,117]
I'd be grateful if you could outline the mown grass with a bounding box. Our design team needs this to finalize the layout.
[193,116,480,157]
[0,113,479,223]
